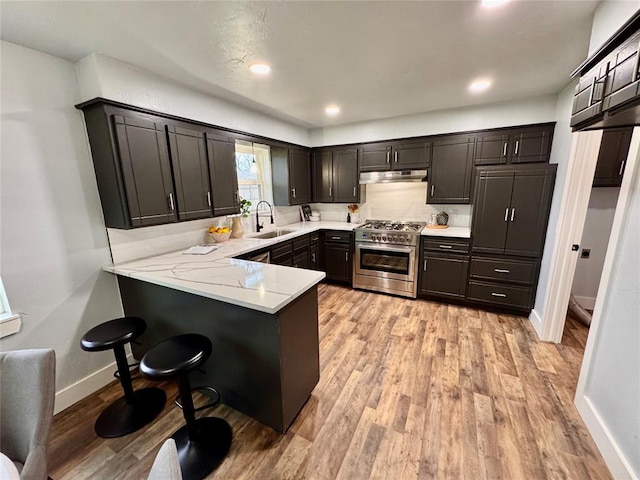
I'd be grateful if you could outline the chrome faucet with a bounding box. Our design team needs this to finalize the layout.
[255,200,274,232]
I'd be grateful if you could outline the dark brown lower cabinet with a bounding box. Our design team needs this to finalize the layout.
[419,237,469,300]
[324,231,352,284]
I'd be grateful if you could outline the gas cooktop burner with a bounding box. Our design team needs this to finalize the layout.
[358,220,426,233]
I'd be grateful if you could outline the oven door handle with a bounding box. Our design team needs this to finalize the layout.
[356,243,415,254]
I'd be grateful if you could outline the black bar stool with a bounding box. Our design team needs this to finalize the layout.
[140,334,232,480]
[80,316,166,438]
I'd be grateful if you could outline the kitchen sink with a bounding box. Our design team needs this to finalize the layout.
[252,229,297,239]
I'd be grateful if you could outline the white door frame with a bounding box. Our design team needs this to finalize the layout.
[534,129,602,342]
[573,128,640,479]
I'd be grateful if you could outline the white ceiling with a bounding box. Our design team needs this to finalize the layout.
[0,1,599,128]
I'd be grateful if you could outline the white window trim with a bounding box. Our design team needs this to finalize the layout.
[0,276,22,338]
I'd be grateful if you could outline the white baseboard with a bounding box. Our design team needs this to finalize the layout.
[572,295,596,310]
[54,353,132,414]
[575,394,637,479]
[529,308,544,339]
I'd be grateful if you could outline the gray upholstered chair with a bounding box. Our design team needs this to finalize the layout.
[147,439,183,480]
[0,349,56,480]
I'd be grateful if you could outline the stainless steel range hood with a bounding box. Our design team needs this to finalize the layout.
[359,170,428,184]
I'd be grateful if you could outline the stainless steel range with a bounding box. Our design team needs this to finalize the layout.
[353,220,426,298]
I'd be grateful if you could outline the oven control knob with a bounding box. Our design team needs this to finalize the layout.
[391,236,398,242]
[381,235,387,241]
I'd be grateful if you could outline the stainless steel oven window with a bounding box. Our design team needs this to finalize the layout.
[359,249,410,275]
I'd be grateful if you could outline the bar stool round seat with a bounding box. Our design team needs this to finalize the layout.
[141,334,231,480]
[80,317,166,438]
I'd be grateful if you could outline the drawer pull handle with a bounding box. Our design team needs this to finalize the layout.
[494,269,510,273]
[491,292,507,298]
[439,245,453,249]
[331,236,341,240]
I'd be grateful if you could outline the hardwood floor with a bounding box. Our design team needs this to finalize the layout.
[49,284,610,479]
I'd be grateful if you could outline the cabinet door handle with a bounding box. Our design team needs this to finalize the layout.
[503,142,508,157]
[386,152,390,163]
[353,186,357,196]
[345,251,349,262]
[494,268,510,273]
[619,160,626,176]
[491,293,507,298]
[511,208,515,222]
[431,184,435,197]
[588,76,597,106]
[329,186,332,197]
[292,188,296,199]
[235,191,239,204]
[312,253,316,262]
[394,151,398,163]
[633,45,640,82]
[439,245,453,249]
[514,140,519,156]
[206,191,211,207]
[168,193,175,211]
[504,208,509,222]
[424,259,427,271]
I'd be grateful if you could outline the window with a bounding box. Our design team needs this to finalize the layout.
[0,276,22,337]
[235,141,273,210]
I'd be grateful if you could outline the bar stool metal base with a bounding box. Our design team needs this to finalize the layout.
[172,417,232,480]
[95,387,166,438]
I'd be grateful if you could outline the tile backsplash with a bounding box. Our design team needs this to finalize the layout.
[309,183,471,226]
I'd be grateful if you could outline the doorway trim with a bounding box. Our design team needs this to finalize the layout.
[573,127,640,479]
[533,129,602,342]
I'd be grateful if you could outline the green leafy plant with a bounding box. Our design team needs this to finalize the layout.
[239,197,252,217]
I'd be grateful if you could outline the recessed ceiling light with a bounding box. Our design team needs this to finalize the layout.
[481,0,510,7]
[468,79,492,93]
[249,63,271,75]
[325,105,340,116]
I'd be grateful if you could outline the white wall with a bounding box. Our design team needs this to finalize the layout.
[0,41,124,411]
[581,143,639,478]
[76,54,310,147]
[309,94,558,146]
[572,187,620,308]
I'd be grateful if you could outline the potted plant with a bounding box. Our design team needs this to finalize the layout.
[231,197,252,238]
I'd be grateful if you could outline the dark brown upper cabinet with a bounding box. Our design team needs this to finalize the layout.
[474,124,554,166]
[570,13,640,130]
[593,127,633,187]
[206,131,240,216]
[427,135,474,204]
[272,147,311,206]
[166,125,213,221]
[358,139,430,172]
[472,164,556,258]
[312,147,363,203]
[80,102,178,229]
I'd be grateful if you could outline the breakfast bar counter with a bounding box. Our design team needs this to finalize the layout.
[104,226,341,432]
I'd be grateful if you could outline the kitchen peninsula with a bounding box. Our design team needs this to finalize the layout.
[105,222,354,432]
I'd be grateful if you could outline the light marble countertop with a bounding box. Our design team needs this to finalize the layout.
[421,226,471,238]
[105,221,358,314]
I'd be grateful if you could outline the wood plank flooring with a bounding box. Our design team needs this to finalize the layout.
[48,284,610,479]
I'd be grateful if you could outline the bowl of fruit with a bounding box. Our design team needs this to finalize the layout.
[208,225,231,243]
